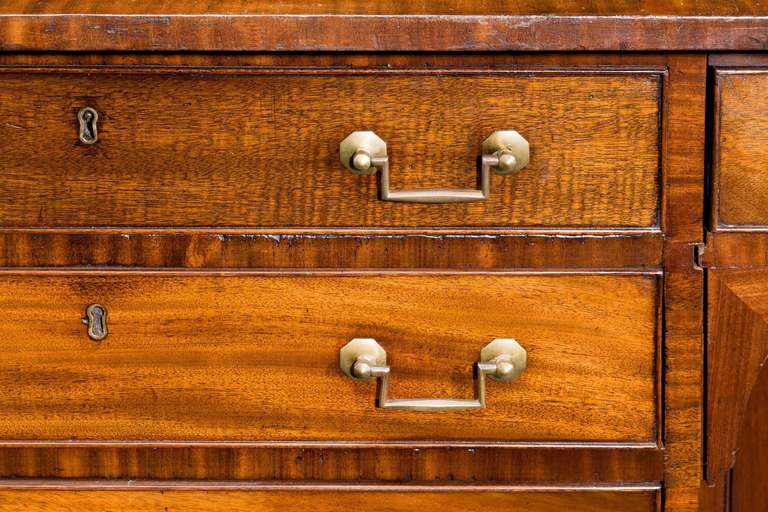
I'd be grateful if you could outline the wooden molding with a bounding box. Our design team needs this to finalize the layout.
[1,15,768,52]
[0,231,662,269]
[0,444,662,482]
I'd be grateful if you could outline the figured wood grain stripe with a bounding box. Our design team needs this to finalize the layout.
[0,231,663,269]
[0,444,663,482]
[0,273,658,442]
[0,69,660,228]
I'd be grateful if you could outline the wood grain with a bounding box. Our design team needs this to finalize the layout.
[0,272,659,442]
[0,482,660,512]
[0,444,663,482]
[1,14,768,52]
[714,70,768,228]
[704,270,768,511]
[703,81,768,502]
[0,50,715,69]
[654,54,706,512]
[0,68,661,229]
[2,0,766,15]
[709,54,768,68]
[698,231,768,269]
[0,51,705,507]
[0,230,662,269]
[730,361,768,511]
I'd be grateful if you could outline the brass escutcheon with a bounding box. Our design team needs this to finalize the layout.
[77,107,99,144]
[84,304,108,341]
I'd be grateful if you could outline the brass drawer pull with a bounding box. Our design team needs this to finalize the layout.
[339,130,529,204]
[340,338,527,412]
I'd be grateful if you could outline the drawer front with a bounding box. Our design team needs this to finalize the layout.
[0,272,658,442]
[0,68,661,228]
[0,485,660,512]
[715,69,768,227]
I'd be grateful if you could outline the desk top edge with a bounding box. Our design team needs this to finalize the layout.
[1,13,768,52]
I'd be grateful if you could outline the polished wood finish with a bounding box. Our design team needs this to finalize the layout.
[2,0,765,15]
[704,60,768,510]
[691,56,768,512]
[708,54,768,68]
[0,32,715,512]
[0,68,660,229]
[0,483,661,512]
[730,363,768,512]
[698,231,768,269]
[659,55,706,512]
[0,444,663,482]
[0,271,658,442]
[704,270,768,511]
[713,70,768,228]
[1,6,768,52]
[0,230,662,269]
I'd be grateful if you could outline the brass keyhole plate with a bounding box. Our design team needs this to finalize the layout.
[77,107,99,144]
[85,304,108,341]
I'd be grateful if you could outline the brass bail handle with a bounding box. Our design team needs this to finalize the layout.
[339,130,529,204]
[339,338,527,412]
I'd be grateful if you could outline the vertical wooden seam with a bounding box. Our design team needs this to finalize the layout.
[662,54,706,512]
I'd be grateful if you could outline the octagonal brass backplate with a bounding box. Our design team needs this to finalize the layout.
[340,131,387,175]
[481,130,530,175]
[340,338,387,380]
[480,338,527,381]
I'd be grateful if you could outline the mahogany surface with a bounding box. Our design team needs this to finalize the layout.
[1,1,768,52]
[0,272,658,442]
[0,0,765,15]
[5,4,761,511]
[701,59,768,511]
[0,68,660,229]
[713,70,768,228]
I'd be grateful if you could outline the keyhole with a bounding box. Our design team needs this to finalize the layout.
[85,304,108,341]
[78,107,99,144]
[82,111,94,139]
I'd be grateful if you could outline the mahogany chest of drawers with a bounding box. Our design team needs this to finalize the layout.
[0,2,767,511]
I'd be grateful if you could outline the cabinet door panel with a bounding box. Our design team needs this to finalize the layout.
[707,270,768,511]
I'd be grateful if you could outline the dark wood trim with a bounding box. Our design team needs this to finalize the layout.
[661,54,706,512]
[0,445,663,482]
[1,15,768,52]
[0,51,695,68]
[0,231,663,269]
[0,65,671,76]
[699,232,768,269]
[708,54,768,68]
